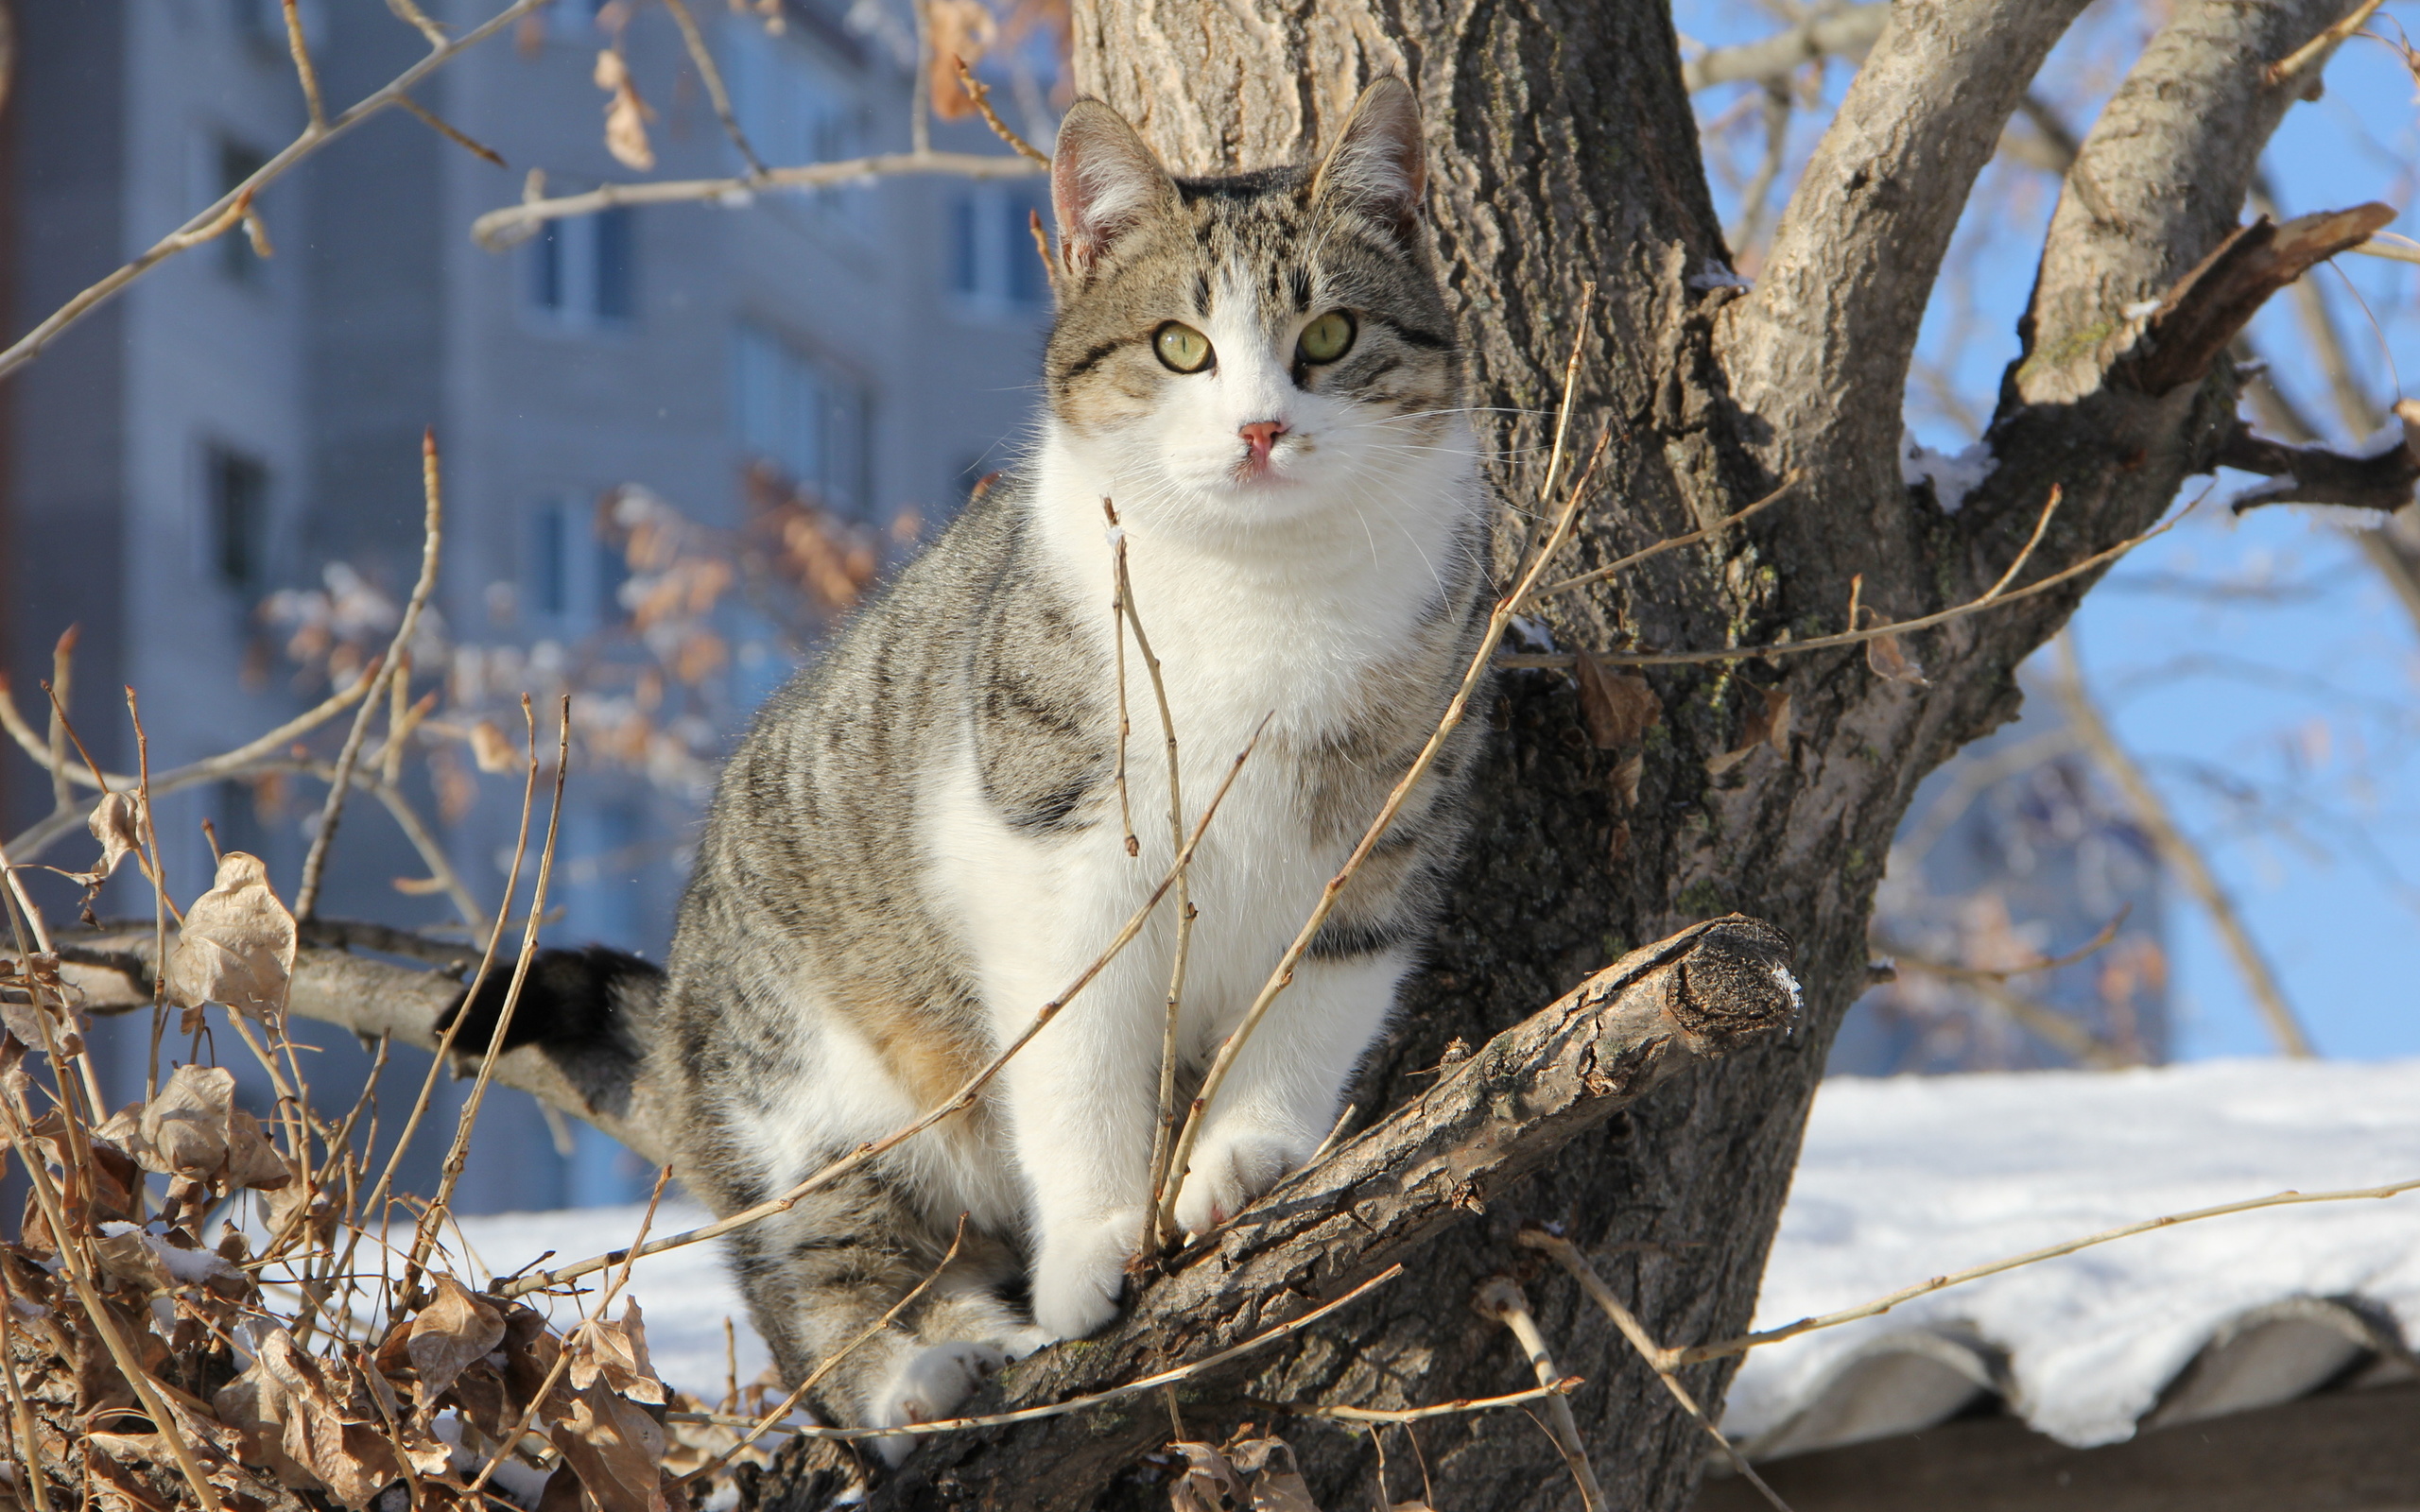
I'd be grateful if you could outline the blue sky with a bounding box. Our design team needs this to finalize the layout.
[1681,2,2420,1061]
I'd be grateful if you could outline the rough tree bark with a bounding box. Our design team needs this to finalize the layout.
[868,3,2360,1510]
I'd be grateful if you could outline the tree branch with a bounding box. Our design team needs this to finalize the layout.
[1682,5,1887,94]
[2220,400,2420,514]
[2118,205,2396,398]
[862,915,1799,1510]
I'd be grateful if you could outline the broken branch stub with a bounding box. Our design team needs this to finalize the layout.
[2120,203,2397,397]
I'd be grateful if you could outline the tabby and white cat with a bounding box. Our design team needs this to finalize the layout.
[454,77,1492,1452]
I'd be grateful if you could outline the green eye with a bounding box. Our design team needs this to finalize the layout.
[1154,322,1214,373]
[1298,310,1356,364]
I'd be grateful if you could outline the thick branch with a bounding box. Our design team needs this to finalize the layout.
[2119,204,2396,397]
[1722,0,2091,472]
[2221,400,2420,514]
[862,916,1799,1511]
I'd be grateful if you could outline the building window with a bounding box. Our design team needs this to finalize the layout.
[206,446,270,593]
[948,184,1050,315]
[733,324,871,516]
[525,497,630,627]
[528,210,637,331]
[217,138,270,284]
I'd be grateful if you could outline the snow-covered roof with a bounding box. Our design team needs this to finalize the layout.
[1724,1057,2420,1460]
[444,1058,2420,1461]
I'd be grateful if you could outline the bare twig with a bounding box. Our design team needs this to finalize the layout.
[661,0,768,176]
[393,94,505,166]
[0,657,372,799]
[1475,1277,1605,1512]
[43,628,73,811]
[1683,3,1888,92]
[2050,636,2315,1057]
[1503,494,2190,672]
[498,716,1271,1299]
[1518,1228,1795,1512]
[0,1265,51,1512]
[1285,1378,1583,1424]
[954,56,1050,165]
[468,150,1045,249]
[1160,287,1602,1239]
[0,0,545,381]
[1680,1173,2420,1367]
[1534,472,1802,601]
[408,696,569,1286]
[1108,500,1194,1257]
[2267,0,2387,84]
[296,428,443,922]
[280,0,328,129]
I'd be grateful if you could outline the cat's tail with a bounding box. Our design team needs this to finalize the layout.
[437,944,664,1126]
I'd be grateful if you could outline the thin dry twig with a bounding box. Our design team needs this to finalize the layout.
[664,1264,1404,1442]
[1502,490,2189,673]
[0,1266,52,1512]
[1675,1174,2420,1366]
[2268,0,2386,84]
[1158,286,1604,1240]
[296,428,443,922]
[1518,1228,1795,1512]
[280,0,328,129]
[0,0,547,381]
[408,696,570,1286]
[661,0,768,176]
[43,627,73,811]
[1533,471,1803,601]
[1475,1277,1605,1512]
[498,715,1271,1298]
[468,150,1046,249]
[1107,500,1194,1257]
[2050,635,2315,1058]
[1283,1378,1583,1425]
[393,93,506,166]
[953,56,1051,165]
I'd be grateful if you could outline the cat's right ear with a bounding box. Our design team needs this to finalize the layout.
[1051,101,1180,281]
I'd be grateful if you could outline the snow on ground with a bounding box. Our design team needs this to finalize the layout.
[1725,1057,2420,1447]
[443,1058,2420,1448]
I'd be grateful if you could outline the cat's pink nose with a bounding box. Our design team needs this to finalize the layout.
[1238,420,1288,466]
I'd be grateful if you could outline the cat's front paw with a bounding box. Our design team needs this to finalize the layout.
[1028,1211,1142,1341]
[868,1340,1010,1466]
[1172,1127,1316,1238]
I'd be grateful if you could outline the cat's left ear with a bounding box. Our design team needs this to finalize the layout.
[1312,76,1427,242]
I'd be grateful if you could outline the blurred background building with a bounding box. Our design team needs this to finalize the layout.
[2,0,1052,1211]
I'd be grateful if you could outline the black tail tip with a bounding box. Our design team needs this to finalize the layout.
[439,943,659,1057]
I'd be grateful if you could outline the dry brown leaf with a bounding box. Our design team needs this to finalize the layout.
[164,851,296,1022]
[1864,621,1929,685]
[85,791,146,885]
[1705,686,1791,776]
[549,1377,668,1512]
[573,1298,666,1406]
[1608,749,1645,810]
[1168,1442,1249,1512]
[1573,650,1661,749]
[470,719,520,773]
[594,49,657,171]
[927,1,999,119]
[1224,1437,1317,1512]
[91,1224,173,1296]
[132,1064,292,1191]
[217,1330,404,1507]
[407,1276,507,1409]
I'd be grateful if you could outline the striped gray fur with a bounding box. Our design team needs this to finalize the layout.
[453,77,1496,1450]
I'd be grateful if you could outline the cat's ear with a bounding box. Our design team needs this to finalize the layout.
[1051,101,1180,279]
[1312,76,1427,242]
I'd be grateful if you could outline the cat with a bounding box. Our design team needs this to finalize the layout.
[448,75,1493,1456]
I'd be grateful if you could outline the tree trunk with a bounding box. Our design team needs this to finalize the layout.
[978,3,2355,1509]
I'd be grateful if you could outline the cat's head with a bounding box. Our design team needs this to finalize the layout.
[1041,78,1464,531]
